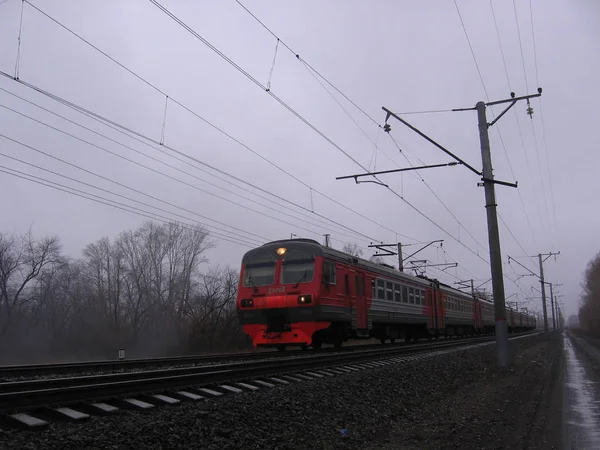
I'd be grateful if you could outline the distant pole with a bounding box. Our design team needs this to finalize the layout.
[538,254,549,332]
[323,234,331,247]
[397,242,403,272]
[548,283,556,330]
[470,279,475,298]
[476,101,509,370]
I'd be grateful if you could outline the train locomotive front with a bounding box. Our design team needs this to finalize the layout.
[237,239,339,350]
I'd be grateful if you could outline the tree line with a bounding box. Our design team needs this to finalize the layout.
[579,251,600,334]
[0,222,249,365]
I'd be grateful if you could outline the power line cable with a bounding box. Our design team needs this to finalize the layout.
[0,150,264,246]
[0,103,329,240]
[528,0,558,239]
[0,89,373,245]
[5,3,408,243]
[387,132,490,257]
[0,165,254,248]
[0,132,282,243]
[0,72,385,245]
[234,0,497,266]
[146,0,496,265]
[512,0,551,226]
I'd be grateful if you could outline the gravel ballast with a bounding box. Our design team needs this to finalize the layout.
[0,333,561,450]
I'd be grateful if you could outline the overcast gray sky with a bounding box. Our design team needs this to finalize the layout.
[0,0,598,320]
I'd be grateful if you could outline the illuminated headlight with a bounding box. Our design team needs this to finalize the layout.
[298,295,312,305]
[240,298,254,307]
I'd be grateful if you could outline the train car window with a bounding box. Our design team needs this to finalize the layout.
[421,291,425,305]
[372,279,375,298]
[355,276,360,297]
[402,286,408,303]
[408,287,415,304]
[243,250,276,287]
[322,260,336,285]
[345,274,350,295]
[377,279,385,299]
[414,289,420,305]
[386,282,394,301]
[394,283,401,302]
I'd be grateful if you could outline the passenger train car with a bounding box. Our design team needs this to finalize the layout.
[236,238,536,350]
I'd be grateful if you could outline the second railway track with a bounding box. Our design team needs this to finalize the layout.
[0,335,492,380]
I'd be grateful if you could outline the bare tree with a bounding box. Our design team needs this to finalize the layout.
[342,242,363,258]
[0,230,62,337]
[369,255,385,264]
[0,221,248,364]
[579,251,600,334]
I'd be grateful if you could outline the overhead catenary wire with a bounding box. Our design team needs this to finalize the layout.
[0,73,387,247]
[0,89,375,246]
[145,0,495,264]
[386,132,490,257]
[9,2,412,244]
[0,126,361,245]
[489,0,539,248]
[0,150,265,247]
[0,132,271,244]
[0,165,256,248]
[234,0,509,281]
[512,0,551,223]
[235,0,543,292]
[528,0,558,240]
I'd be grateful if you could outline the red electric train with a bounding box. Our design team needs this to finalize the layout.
[236,238,536,350]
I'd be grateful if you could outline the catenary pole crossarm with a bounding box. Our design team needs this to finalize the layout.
[402,240,444,262]
[507,255,539,277]
[381,107,482,176]
[336,162,460,182]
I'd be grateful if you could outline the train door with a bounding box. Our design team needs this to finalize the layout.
[474,300,483,330]
[354,273,368,331]
[436,290,446,331]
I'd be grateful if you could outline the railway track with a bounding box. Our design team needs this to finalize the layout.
[0,332,537,426]
[0,335,493,379]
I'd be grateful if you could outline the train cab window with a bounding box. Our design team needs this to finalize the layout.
[402,286,408,303]
[420,291,425,305]
[386,282,394,301]
[243,250,276,287]
[377,280,385,299]
[414,289,421,305]
[408,287,415,304]
[345,274,350,295]
[322,260,336,285]
[282,249,316,284]
[394,284,402,302]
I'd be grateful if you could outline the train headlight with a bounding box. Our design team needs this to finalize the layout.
[298,295,312,305]
[240,298,254,308]
[276,247,287,256]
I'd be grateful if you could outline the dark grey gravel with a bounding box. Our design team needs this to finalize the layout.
[0,333,561,450]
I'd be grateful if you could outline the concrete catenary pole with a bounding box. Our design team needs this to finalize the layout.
[538,254,549,332]
[476,101,509,370]
[548,283,556,330]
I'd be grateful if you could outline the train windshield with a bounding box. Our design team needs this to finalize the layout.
[281,249,315,284]
[243,251,276,287]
